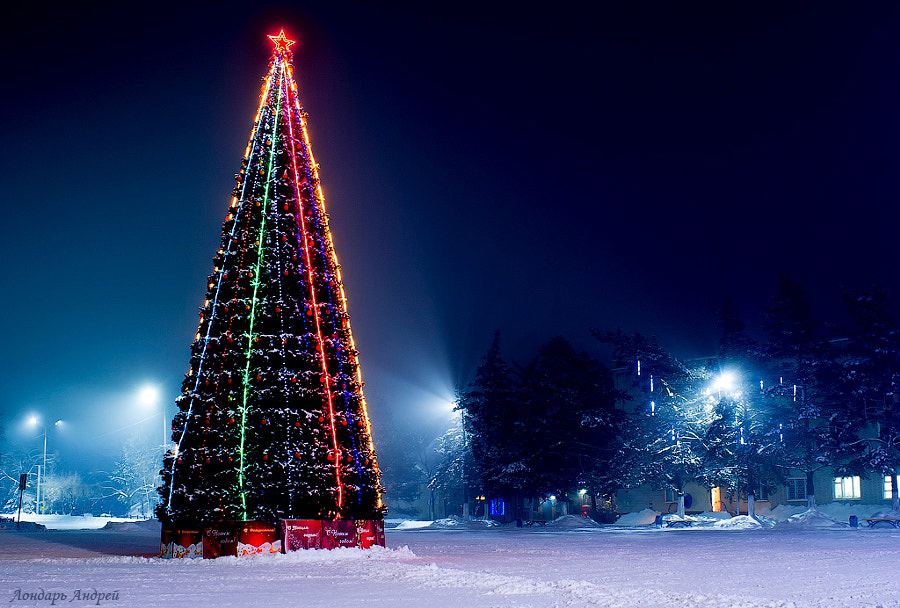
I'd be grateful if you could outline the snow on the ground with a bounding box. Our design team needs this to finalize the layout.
[3,516,900,607]
[544,514,602,528]
[393,519,434,530]
[758,502,889,523]
[714,514,767,529]
[776,508,847,529]
[694,510,734,521]
[612,507,660,525]
[1,513,142,530]
[393,515,502,530]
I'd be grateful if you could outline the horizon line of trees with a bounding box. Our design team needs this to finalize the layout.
[425,276,900,520]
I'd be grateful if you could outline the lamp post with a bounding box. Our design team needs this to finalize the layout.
[28,416,61,515]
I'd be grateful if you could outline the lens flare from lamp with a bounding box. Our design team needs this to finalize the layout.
[138,385,160,406]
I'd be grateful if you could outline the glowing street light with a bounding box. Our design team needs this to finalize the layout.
[708,370,738,395]
[137,384,166,448]
[138,385,159,406]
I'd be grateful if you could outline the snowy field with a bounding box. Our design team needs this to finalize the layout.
[1,517,899,607]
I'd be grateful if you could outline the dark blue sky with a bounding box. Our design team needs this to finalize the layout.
[2,1,899,465]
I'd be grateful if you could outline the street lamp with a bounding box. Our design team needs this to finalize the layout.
[708,370,739,397]
[27,416,61,515]
[708,371,754,516]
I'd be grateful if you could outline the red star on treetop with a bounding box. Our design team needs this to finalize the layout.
[268,30,296,54]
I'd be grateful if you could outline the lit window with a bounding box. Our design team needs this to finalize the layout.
[833,476,861,500]
[786,478,805,502]
[883,476,900,500]
[664,489,676,502]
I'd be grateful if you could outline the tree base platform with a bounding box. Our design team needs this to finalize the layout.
[160,519,385,558]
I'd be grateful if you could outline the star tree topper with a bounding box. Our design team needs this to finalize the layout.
[268,29,297,54]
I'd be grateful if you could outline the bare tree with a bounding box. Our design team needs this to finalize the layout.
[101,436,159,518]
[0,447,43,513]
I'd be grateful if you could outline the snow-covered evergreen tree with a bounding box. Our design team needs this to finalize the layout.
[597,330,713,518]
[702,299,775,518]
[455,332,522,497]
[517,337,621,508]
[762,275,850,511]
[840,285,900,512]
[158,32,383,526]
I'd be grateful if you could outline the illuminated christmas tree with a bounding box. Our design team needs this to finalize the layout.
[158,31,383,527]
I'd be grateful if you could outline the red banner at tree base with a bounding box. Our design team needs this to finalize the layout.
[282,520,385,551]
[160,527,202,559]
[162,520,384,558]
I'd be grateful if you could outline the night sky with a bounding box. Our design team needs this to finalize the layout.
[2,1,899,468]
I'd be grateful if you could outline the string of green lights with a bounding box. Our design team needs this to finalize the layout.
[237,60,285,517]
[164,63,277,516]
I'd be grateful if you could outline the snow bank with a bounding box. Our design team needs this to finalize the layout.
[776,508,847,528]
[101,520,161,533]
[544,515,602,529]
[430,516,500,529]
[713,515,769,529]
[694,510,733,521]
[611,508,660,526]
[758,502,889,525]
[392,516,502,530]
[0,517,46,531]
[393,520,434,530]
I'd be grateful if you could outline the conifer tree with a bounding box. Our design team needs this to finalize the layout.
[841,285,900,512]
[703,299,774,518]
[762,274,843,511]
[518,337,621,507]
[157,31,383,526]
[455,332,520,497]
[595,330,711,517]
